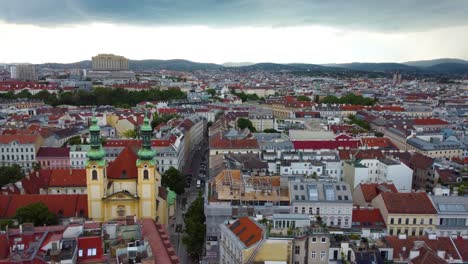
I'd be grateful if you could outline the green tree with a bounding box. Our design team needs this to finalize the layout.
[161,167,185,195]
[182,193,206,261]
[66,135,82,146]
[347,114,371,130]
[0,165,24,187]
[263,128,279,133]
[205,89,216,97]
[237,118,256,132]
[151,113,179,129]
[297,95,311,102]
[14,202,58,226]
[122,129,139,139]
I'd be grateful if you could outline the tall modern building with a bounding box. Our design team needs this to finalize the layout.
[11,64,37,81]
[91,54,129,71]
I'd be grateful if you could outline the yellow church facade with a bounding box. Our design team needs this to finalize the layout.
[86,116,170,225]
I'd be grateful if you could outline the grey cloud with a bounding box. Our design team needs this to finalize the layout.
[0,0,467,31]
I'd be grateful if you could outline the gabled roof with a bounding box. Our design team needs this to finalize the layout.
[358,183,398,203]
[414,118,449,126]
[48,169,86,187]
[361,137,397,149]
[36,147,70,158]
[0,134,38,144]
[379,192,437,214]
[409,153,434,169]
[107,146,138,179]
[228,217,263,248]
[453,237,468,262]
[210,136,259,149]
[352,208,386,228]
[385,236,461,263]
[0,194,88,218]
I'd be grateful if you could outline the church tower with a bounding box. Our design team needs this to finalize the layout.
[86,117,107,222]
[137,115,160,219]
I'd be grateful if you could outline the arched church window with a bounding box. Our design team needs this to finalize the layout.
[92,170,98,180]
[143,170,149,180]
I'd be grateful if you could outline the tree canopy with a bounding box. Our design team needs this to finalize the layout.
[205,88,217,97]
[263,128,279,133]
[232,92,261,102]
[14,202,58,226]
[347,114,371,130]
[320,94,376,106]
[0,165,23,187]
[0,87,186,107]
[151,112,179,129]
[237,118,256,132]
[161,167,185,195]
[297,95,311,102]
[182,193,206,261]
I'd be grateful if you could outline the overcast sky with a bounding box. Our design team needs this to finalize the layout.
[1,0,467,64]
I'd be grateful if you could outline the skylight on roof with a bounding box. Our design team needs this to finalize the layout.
[438,204,465,212]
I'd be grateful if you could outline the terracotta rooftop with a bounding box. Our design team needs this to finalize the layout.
[414,118,449,126]
[0,134,39,144]
[228,217,263,248]
[0,194,88,218]
[141,219,179,264]
[36,147,70,158]
[48,169,86,187]
[384,236,461,262]
[379,192,437,214]
[358,183,398,203]
[210,137,259,149]
[107,146,138,179]
[352,208,386,228]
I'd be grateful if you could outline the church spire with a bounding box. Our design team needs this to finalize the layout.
[87,116,106,165]
[137,112,155,165]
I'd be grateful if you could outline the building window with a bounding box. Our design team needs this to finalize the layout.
[413,218,416,225]
[320,250,326,260]
[312,237,317,243]
[143,170,149,180]
[295,246,300,254]
[429,218,433,225]
[405,218,409,225]
[92,170,98,180]
[321,237,326,243]
[301,207,305,214]
[87,248,97,256]
[294,207,298,213]
[311,251,316,259]
[78,249,83,257]
[398,218,402,224]
[420,218,424,225]
[390,218,394,225]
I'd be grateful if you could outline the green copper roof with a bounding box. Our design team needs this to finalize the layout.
[141,116,152,132]
[167,189,177,205]
[89,116,101,132]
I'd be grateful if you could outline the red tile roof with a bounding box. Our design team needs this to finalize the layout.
[48,169,86,187]
[453,237,468,261]
[414,118,449,126]
[352,208,386,228]
[210,137,259,149]
[107,146,138,179]
[293,139,360,150]
[409,153,434,169]
[379,192,437,214]
[141,219,179,264]
[358,183,398,203]
[361,137,397,149]
[0,194,88,218]
[354,149,385,160]
[0,134,39,144]
[228,217,263,248]
[36,147,70,158]
[385,236,461,262]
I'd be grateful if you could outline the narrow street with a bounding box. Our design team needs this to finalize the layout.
[169,135,208,264]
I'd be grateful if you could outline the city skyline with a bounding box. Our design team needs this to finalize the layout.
[0,0,468,64]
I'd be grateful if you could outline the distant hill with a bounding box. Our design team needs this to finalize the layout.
[425,62,468,74]
[222,62,255,67]
[34,58,468,74]
[37,59,222,72]
[328,62,421,73]
[404,58,468,67]
[235,63,301,71]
